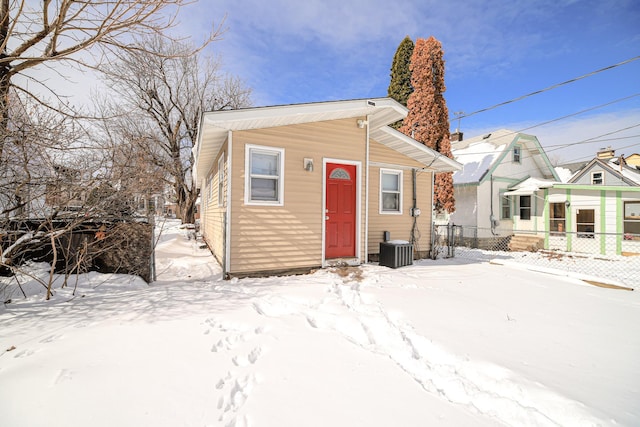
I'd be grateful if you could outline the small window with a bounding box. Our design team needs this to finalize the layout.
[245,144,284,205]
[519,195,531,220]
[624,201,640,240]
[513,145,521,163]
[501,193,511,219]
[330,168,350,180]
[591,171,604,185]
[576,209,595,238]
[380,169,402,214]
[218,155,225,207]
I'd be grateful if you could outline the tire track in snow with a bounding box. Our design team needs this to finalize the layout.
[253,275,604,427]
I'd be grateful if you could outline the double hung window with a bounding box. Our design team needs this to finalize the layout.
[380,169,402,214]
[245,145,284,205]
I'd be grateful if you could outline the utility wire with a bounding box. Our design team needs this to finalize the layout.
[516,93,640,134]
[545,123,640,153]
[454,93,640,158]
[453,55,640,120]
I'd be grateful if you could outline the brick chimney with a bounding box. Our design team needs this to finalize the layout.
[597,147,615,160]
[450,130,463,142]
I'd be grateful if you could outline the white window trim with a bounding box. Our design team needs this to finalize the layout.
[500,192,511,219]
[218,154,225,207]
[244,144,285,206]
[591,170,604,185]
[379,168,403,215]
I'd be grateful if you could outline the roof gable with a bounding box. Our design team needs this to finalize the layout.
[452,130,558,185]
[569,158,640,186]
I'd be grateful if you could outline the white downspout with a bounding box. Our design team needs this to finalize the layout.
[430,168,435,253]
[364,115,370,264]
[225,130,233,277]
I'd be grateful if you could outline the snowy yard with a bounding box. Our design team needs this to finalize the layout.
[1,220,639,426]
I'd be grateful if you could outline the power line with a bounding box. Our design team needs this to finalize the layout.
[545,123,640,153]
[453,124,640,179]
[453,55,640,121]
[454,93,640,158]
[455,124,640,159]
[543,134,640,148]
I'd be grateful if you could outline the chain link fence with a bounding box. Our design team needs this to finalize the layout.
[432,224,639,288]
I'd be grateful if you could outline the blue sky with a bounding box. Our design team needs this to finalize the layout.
[175,0,640,164]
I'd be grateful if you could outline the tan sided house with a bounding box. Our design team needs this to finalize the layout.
[193,98,461,278]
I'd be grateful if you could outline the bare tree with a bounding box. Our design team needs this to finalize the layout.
[0,0,221,155]
[0,2,223,298]
[99,35,252,223]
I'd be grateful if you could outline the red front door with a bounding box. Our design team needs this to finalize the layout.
[325,163,356,259]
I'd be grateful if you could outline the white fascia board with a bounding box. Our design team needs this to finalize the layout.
[373,126,462,172]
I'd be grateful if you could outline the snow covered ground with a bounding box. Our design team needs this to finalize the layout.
[1,219,639,426]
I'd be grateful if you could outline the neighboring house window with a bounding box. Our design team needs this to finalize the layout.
[576,209,595,238]
[550,202,566,234]
[513,145,521,163]
[218,155,225,207]
[380,169,403,214]
[501,194,511,219]
[245,144,284,205]
[591,171,604,185]
[624,201,640,240]
[519,195,531,220]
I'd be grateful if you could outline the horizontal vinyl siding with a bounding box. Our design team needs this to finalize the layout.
[369,138,425,169]
[201,142,227,266]
[230,118,367,275]
[368,139,433,256]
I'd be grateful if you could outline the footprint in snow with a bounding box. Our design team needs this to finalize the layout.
[231,347,262,367]
[39,334,63,344]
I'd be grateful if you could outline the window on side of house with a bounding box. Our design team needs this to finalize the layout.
[245,144,284,205]
[519,195,531,220]
[513,145,521,163]
[549,202,566,234]
[380,169,402,214]
[218,154,225,207]
[576,209,595,238]
[591,171,604,185]
[501,193,511,219]
[624,201,640,240]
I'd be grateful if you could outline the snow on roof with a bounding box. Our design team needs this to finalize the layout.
[621,166,640,185]
[607,157,640,186]
[451,130,516,184]
[554,166,576,183]
[503,176,558,195]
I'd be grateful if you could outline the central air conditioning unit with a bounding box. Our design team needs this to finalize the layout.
[379,241,413,269]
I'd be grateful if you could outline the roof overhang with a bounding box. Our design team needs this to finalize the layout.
[503,187,536,196]
[504,177,557,196]
[193,98,407,185]
[370,126,462,172]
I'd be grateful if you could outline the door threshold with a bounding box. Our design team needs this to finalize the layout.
[324,258,360,267]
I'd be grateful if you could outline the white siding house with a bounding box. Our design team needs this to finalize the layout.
[450,130,559,237]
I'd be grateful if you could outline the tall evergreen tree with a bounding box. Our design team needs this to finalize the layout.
[387,36,414,129]
[400,36,455,214]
